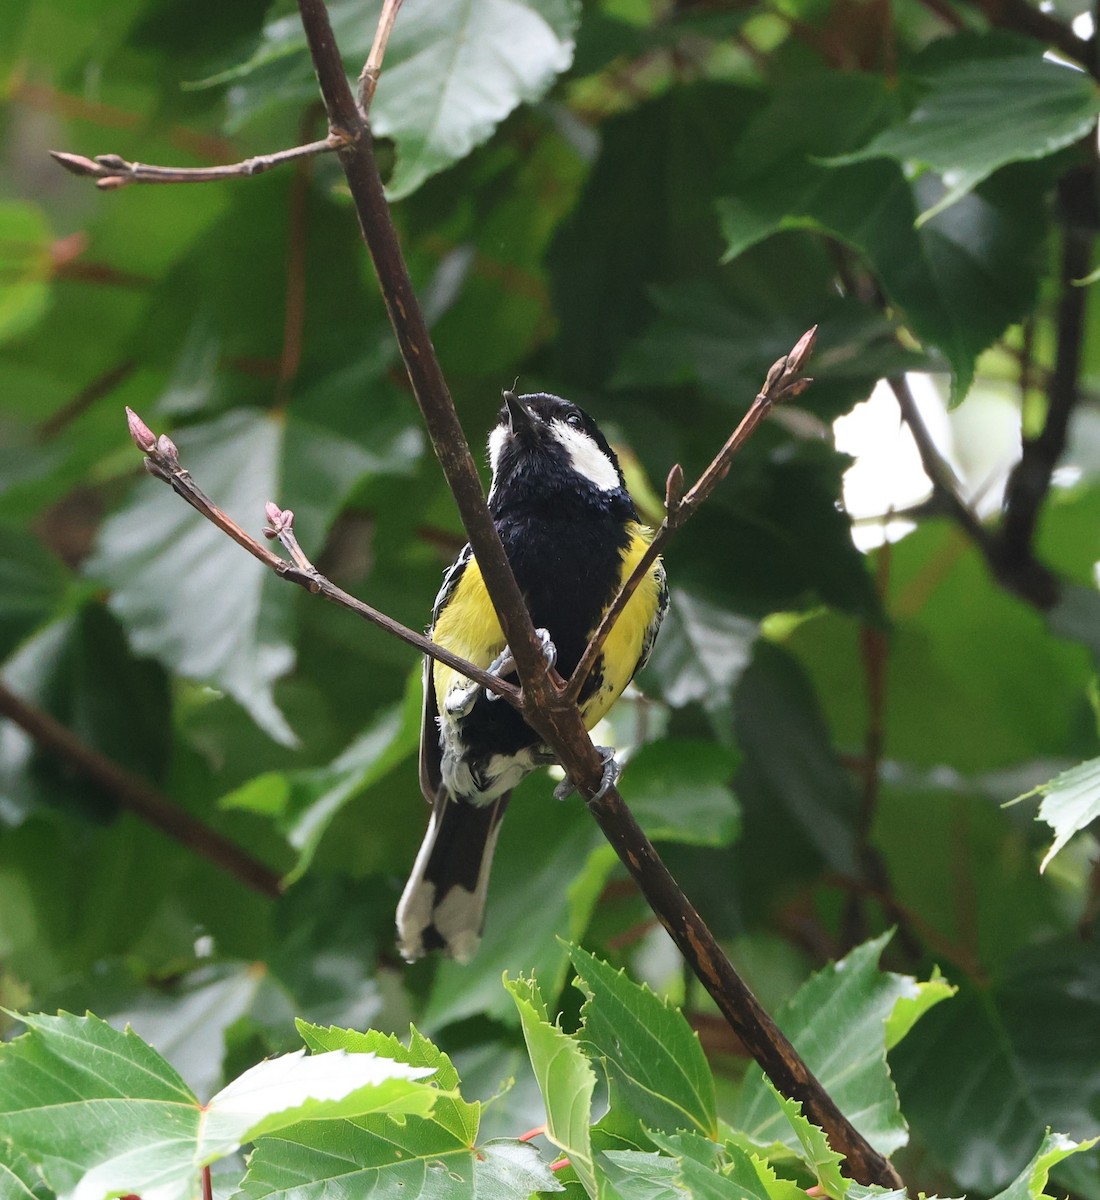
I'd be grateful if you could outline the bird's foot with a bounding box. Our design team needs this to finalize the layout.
[484,627,557,702]
[554,746,620,802]
[445,628,557,717]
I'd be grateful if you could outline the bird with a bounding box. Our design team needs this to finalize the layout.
[396,391,668,963]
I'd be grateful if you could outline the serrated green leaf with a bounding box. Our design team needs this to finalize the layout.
[0,1011,438,1200]
[295,1021,479,1145]
[991,1131,1100,1200]
[768,1088,846,1199]
[734,934,951,1157]
[241,1124,558,1200]
[506,974,601,1197]
[569,944,717,1139]
[893,939,1100,1195]
[884,968,957,1050]
[1014,756,1100,872]
[598,1150,685,1200]
[825,42,1100,221]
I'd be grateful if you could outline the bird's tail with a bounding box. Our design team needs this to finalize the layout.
[396,789,510,963]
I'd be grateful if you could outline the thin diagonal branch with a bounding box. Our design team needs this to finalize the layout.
[125,409,518,704]
[358,0,404,113]
[0,681,283,899]
[50,134,345,190]
[997,190,1092,594]
[886,374,992,550]
[565,327,816,705]
[294,0,552,695]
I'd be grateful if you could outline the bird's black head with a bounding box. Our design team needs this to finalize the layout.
[487,392,633,517]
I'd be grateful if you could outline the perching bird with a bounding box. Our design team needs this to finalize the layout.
[396,392,668,963]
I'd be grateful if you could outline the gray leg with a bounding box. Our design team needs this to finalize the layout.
[554,746,621,802]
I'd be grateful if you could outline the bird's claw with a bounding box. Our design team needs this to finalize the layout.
[445,628,558,716]
[485,627,557,702]
[554,746,620,802]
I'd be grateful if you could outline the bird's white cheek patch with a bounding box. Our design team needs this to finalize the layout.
[552,423,620,491]
[487,425,509,477]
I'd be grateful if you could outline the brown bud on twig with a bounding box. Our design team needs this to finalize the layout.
[787,325,818,375]
[156,433,180,464]
[126,407,157,453]
[49,151,103,178]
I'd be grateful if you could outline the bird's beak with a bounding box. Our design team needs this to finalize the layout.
[503,391,537,434]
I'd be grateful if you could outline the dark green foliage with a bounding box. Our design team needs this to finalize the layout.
[2,0,1100,1196]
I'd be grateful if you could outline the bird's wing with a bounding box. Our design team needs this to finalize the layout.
[418,543,474,804]
[635,559,669,677]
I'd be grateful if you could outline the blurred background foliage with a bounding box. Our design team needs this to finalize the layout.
[2,0,1100,1194]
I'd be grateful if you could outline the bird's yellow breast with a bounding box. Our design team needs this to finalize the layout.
[431,523,661,725]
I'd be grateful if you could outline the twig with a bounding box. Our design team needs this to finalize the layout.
[358,0,404,113]
[565,327,816,705]
[49,134,345,190]
[995,186,1092,606]
[294,0,553,694]
[36,360,137,441]
[886,375,991,550]
[0,681,283,899]
[125,408,517,704]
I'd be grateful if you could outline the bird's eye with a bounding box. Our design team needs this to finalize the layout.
[565,411,584,429]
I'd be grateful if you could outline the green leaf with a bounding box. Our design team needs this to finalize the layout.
[295,1021,479,1146]
[825,39,1100,221]
[1014,756,1100,872]
[768,1088,846,1199]
[733,640,861,877]
[645,588,757,724]
[0,526,70,664]
[241,1129,558,1200]
[506,973,601,1197]
[894,939,1100,1195]
[0,1011,438,1200]
[221,675,421,881]
[734,933,952,1157]
[0,1140,51,1200]
[0,202,52,345]
[717,72,1048,404]
[211,0,579,200]
[87,409,379,745]
[624,739,740,847]
[991,1131,1100,1200]
[569,944,717,1139]
[598,1149,685,1200]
